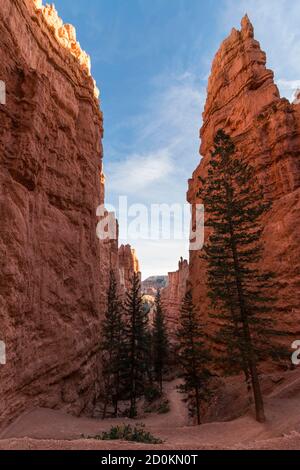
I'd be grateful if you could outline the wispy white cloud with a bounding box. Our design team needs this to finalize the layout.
[106,71,205,203]
[277,79,300,89]
[105,70,205,275]
[106,0,300,277]
[277,79,300,101]
[138,76,203,147]
[107,149,173,194]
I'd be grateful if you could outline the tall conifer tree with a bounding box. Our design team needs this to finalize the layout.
[198,130,285,423]
[152,289,169,392]
[177,290,211,425]
[121,272,149,418]
[101,269,124,418]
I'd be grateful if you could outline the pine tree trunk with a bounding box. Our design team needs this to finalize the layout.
[102,384,109,420]
[114,331,122,417]
[230,235,266,422]
[129,368,136,418]
[248,356,265,423]
[130,316,136,419]
[114,371,120,417]
[225,185,266,423]
[227,292,252,398]
[102,401,107,420]
[195,383,201,425]
[130,383,136,419]
[235,281,265,421]
[233,263,266,422]
[190,312,201,426]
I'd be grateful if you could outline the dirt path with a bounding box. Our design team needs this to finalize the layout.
[145,379,189,428]
[0,379,189,442]
[1,373,300,450]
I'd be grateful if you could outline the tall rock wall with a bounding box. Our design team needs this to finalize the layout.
[188,16,300,345]
[118,244,140,292]
[162,258,189,337]
[0,0,107,427]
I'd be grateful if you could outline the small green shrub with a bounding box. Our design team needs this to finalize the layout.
[144,385,162,403]
[157,400,170,414]
[85,423,163,444]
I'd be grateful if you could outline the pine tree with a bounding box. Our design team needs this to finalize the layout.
[152,290,169,392]
[101,269,124,418]
[176,290,211,425]
[198,129,286,423]
[121,272,149,418]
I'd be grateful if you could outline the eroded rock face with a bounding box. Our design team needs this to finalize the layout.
[32,1,94,85]
[0,0,105,427]
[187,16,300,345]
[162,258,189,337]
[118,244,140,292]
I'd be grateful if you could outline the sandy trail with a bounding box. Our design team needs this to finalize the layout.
[143,379,189,428]
[1,372,300,450]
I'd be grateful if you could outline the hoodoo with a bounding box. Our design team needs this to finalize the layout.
[187,15,300,345]
[118,245,141,292]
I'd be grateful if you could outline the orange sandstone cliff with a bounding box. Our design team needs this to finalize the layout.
[118,244,141,292]
[162,258,189,337]
[187,16,300,345]
[0,0,109,427]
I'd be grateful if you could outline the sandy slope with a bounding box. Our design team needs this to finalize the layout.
[1,373,300,450]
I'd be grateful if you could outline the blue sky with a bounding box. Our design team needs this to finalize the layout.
[54,0,300,279]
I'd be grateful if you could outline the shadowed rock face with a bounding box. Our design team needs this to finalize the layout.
[0,0,106,427]
[162,258,189,338]
[187,16,300,350]
[118,244,140,292]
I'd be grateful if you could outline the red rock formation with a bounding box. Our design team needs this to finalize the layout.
[32,1,95,85]
[99,211,120,293]
[162,258,189,337]
[0,0,106,428]
[188,16,300,345]
[118,244,140,292]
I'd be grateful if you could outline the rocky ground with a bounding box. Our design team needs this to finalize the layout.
[1,371,300,450]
